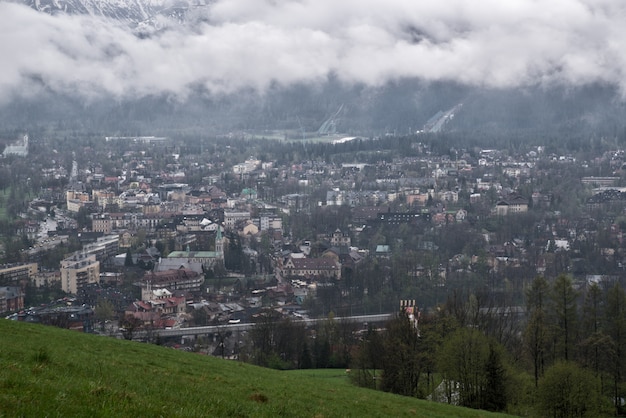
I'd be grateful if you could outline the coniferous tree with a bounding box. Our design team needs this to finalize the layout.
[550,274,578,361]
[298,341,312,369]
[124,248,134,267]
[313,336,331,368]
[605,283,626,414]
[523,275,550,387]
[380,311,421,397]
[578,282,613,393]
[225,232,244,271]
[483,342,508,412]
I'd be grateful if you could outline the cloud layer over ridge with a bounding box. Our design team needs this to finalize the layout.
[2,0,626,103]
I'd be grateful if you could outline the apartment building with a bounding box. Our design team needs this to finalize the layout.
[0,263,38,285]
[60,253,100,294]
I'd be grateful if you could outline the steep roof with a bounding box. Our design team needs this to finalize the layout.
[286,257,339,270]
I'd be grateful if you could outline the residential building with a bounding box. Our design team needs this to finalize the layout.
[66,190,92,213]
[329,229,351,247]
[495,195,529,216]
[375,211,430,225]
[60,253,100,294]
[31,271,61,288]
[92,189,117,209]
[100,272,123,286]
[92,215,113,234]
[283,256,341,280]
[438,190,459,203]
[0,263,38,285]
[156,183,190,201]
[232,157,261,174]
[81,235,120,264]
[259,213,282,231]
[141,268,204,293]
[581,177,620,187]
[241,221,259,236]
[0,286,24,313]
[224,210,251,229]
[137,287,186,315]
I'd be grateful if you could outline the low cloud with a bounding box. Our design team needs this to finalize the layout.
[2,0,626,103]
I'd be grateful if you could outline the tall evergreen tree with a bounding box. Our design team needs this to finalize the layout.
[578,282,613,391]
[224,232,244,271]
[550,274,578,361]
[605,283,626,414]
[582,282,603,336]
[526,275,550,312]
[380,311,422,397]
[124,248,134,267]
[523,276,550,387]
[524,309,547,388]
[483,342,508,412]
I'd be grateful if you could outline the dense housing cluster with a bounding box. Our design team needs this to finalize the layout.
[2,131,626,414]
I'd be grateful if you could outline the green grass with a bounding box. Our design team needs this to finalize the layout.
[285,368,360,393]
[0,319,516,417]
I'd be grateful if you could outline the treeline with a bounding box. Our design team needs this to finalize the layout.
[239,310,358,371]
[3,81,625,139]
[241,275,626,417]
[191,129,626,170]
[351,274,626,417]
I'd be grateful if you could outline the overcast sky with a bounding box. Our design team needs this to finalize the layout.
[1,0,626,103]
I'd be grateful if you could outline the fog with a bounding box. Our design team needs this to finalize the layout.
[2,0,626,105]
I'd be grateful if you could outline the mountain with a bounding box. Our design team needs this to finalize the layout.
[1,80,625,139]
[5,0,626,138]
[12,0,211,32]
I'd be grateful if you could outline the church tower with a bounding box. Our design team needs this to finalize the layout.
[215,225,224,259]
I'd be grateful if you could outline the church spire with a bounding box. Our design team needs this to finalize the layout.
[215,224,223,257]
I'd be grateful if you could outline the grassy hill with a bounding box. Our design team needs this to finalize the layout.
[0,320,514,417]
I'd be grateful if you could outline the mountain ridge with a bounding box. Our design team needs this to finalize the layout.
[12,0,211,31]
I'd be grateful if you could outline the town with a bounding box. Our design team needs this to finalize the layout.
[0,130,620,329]
[3,128,626,413]
[4,0,626,414]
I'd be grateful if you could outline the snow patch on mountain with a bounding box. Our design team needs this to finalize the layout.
[14,0,211,31]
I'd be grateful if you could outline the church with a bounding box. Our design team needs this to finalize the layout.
[156,226,224,274]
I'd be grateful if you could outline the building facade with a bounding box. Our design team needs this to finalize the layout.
[0,286,24,313]
[283,256,341,280]
[60,253,100,294]
[0,263,38,285]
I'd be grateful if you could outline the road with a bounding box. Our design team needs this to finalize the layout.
[132,313,394,339]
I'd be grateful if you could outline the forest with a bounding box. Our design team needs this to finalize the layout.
[237,275,623,417]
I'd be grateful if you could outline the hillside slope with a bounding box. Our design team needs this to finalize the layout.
[0,320,513,417]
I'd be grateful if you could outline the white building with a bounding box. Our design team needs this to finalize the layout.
[224,210,251,230]
[60,253,100,294]
[2,134,28,157]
